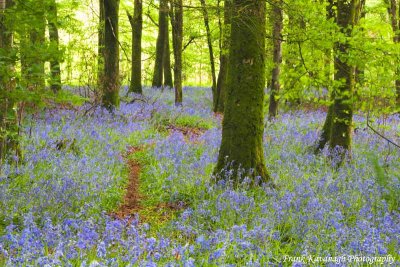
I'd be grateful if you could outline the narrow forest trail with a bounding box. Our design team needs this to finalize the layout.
[112,125,205,223]
[113,146,143,219]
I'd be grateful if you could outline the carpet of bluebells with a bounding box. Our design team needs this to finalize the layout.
[0,87,399,266]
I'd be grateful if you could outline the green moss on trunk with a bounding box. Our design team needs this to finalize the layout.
[328,0,361,159]
[215,0,269,185]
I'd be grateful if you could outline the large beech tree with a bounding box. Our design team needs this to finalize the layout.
[102,0,120,110]
[215,0,269,185]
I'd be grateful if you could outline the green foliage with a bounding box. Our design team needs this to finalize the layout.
[369,153,400,212]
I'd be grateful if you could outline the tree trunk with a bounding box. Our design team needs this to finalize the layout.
[215,0,232,113]
[268,0,283,119]
[127,0,143,94]
[170,0,183,105]
[200,0,217,111]
[329,0,362,159]
[387,0,400,107]
[47,0,62,93]
[163,10,173,88]
[0,0,19,163]
[152,0,168,88]
[98,0,105,88]
[102,0,120,110]
[215,0,270,185]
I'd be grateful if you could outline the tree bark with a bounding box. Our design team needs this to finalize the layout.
[102,0,120,110]
[170,0,183,105]
[200,0,217,111]
[268,0,283,119]
[47,0,62,93]
[127,0,143,94]
[215,0,270,185]
[329,0,362,159]
[215,0,232,113]
[163,10,173,88]
[152,0,168,88]
[98,0,105,88]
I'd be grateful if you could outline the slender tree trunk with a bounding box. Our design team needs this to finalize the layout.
[47,0,62,93]
[98,0,105,87]
[102,0,120,110]
[215,0,232,113]
[329,0,363,159]
[215,0,270,185]
[268,0,283,119]
[163,11,173,88]
[387,0,400,107]
[170,0,183,105]
[127,0,143,94]
[200,0,217,111]
[152,0,168,88]
[0,0,19,163]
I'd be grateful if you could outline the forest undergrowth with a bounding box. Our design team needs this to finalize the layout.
[0,87,399,266]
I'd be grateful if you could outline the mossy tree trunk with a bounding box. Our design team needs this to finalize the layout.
[163,12,173,88]
[328,0,363,160]
[200,0,217,111]
[0,0,20,163]
[215,0,232,113]
[97,0,105,88]
[47,0,62,93]
[102,0,120,110]
[170,0,183,105]
[215,0,270,185]
[127,0,143,94]
[268,0,283,119]
[152,0,168,88]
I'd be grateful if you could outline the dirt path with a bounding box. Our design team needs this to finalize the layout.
[111,125,204,222]
[112,146,143,219]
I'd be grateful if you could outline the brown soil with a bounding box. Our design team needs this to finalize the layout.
[110,145,187,223]
[111,146,143,219]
